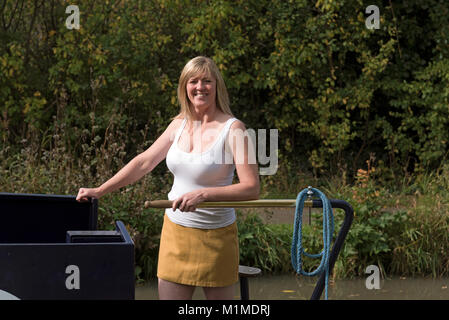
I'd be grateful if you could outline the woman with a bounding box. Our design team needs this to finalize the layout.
[76,56,259,300]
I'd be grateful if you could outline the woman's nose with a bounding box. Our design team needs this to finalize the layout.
[196,80,206,89]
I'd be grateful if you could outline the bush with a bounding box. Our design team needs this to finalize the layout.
[239,163,449,280]
[2,0,449,282]
[1,0,449,176]
[237,210,293,274]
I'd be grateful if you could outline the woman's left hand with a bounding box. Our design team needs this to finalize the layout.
[172,190,207,212]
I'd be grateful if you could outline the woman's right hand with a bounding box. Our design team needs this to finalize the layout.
[76,187,102,202]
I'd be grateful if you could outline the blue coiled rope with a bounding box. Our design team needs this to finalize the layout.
[291,187,334,300]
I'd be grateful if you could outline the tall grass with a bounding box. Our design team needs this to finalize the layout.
[0,113,170,282]
[240,159,449,280]
[2,117,449,281]
[309,161,449,279]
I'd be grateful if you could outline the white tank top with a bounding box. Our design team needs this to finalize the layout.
[165,117,238,229]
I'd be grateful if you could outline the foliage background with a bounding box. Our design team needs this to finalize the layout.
[1,0,449,281]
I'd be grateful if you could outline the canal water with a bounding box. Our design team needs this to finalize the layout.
[136,210,449,300]
[135,274,449,300]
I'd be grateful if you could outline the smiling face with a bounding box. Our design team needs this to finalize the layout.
[186,73,217,110]
[177,56,233,121]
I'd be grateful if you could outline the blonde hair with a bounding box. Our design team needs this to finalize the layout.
[176,56,234,121]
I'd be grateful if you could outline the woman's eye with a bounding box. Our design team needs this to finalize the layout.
[188,78,212,84]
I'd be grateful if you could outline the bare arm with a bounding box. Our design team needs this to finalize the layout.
[76,119,181,201]
[173,120,260,212]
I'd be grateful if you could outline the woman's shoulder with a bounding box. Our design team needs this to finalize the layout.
[173,114,184,120]
[217,113,242,127]
[228,117,246,130]
[225,118,248,142]
[162,117,185,140]
[167,117,185,129]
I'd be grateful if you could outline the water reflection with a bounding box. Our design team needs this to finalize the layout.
[135,274,449,300]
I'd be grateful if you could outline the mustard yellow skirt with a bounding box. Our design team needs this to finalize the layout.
[157,214,239,287]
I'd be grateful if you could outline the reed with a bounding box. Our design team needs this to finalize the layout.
[2,120,449,280]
